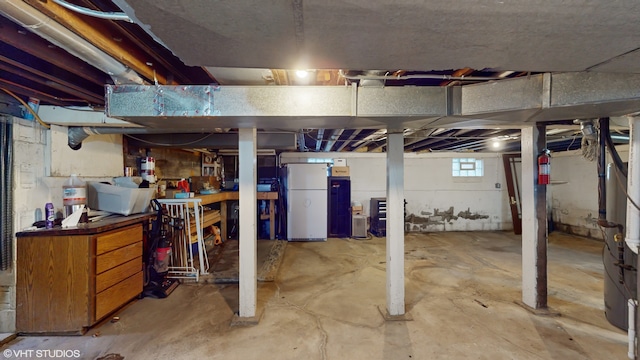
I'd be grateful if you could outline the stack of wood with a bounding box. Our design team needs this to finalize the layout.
[189,209,221,244]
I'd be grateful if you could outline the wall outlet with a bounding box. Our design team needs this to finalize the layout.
[495,183,501,189]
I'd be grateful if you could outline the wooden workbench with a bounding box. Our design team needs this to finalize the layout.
[194,191,278,240]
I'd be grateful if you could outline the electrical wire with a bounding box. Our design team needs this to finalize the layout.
[566,134,578,151]
[613,164,640,212]
[0,88,50,129]
[603,251,635,298]
[598,222,636,298]
[603,117,628,178]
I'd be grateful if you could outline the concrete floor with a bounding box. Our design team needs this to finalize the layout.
[1,231,628,359]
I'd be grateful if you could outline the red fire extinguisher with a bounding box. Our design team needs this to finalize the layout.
[538,149,551,185]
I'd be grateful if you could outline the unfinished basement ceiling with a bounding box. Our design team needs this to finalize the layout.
[114,0,640,72]
[1,0,638,152]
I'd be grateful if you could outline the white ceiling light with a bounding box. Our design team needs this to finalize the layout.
[295,70,309,78]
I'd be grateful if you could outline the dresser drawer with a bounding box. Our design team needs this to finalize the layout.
[96,241,143,274]
[96,257,142,293]
[95,271,143,321]
[96,225,142,255]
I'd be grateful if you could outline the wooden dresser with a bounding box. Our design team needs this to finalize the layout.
[15,214,152,334]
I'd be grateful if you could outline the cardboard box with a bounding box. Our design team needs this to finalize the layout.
[87,182,156,215]
[334,158,347,166]
[164,188,183,199]
[331,166,350,176]
[190,175,220,193]
[351,205,363,215]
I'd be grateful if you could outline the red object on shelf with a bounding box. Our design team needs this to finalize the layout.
[177,179,190,193]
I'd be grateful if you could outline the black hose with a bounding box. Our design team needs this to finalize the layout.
[598,118,607,221]
[602,117,628,178]
[0,119,13,270]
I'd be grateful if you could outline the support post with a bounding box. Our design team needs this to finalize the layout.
[238,127,257,317]
[386,129,405,316]
[629,116,640,359]
[521,124,548,309]
[626,116,640,254]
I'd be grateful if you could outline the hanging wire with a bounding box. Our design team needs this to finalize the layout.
[614,163,640,212]
[566,134,578,151]
[0,88,50,129]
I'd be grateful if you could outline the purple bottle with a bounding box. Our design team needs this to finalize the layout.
[45,203,54,229]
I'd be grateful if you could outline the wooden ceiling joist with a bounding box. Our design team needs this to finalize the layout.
[23,0,171,85]
[0,16,107,86]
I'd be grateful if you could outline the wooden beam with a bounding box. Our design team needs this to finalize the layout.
[0,78,82,106]
[0,16,107,86]
[0,53,104,104]
[24,0,171,85]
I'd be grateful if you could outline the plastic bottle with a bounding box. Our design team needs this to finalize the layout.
[45,203,54,229]
[63,174,86,218]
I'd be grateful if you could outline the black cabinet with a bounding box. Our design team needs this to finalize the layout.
[328,177,351,237]
[370,197,387,237]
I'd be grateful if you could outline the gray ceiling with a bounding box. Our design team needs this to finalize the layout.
[101,0,640,152]
[1,0,638,152]
[116,0,640,73]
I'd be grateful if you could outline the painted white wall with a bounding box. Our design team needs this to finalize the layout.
[2,119,124,333]
[280,151,512,232]
[549,145,629,239]
[49,124,123,177]
[45,125,123,216]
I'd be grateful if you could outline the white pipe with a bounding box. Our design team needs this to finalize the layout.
[625,116,640,254]
[0,0,144,84]
[629,299,637,359]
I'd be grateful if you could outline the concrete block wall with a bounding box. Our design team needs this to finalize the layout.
[280,152,512,232]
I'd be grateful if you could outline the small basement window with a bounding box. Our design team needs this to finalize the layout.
[307,158,333,164]
[452,158,483,177]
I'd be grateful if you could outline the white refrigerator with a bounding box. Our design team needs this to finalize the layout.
[286,163,328,241]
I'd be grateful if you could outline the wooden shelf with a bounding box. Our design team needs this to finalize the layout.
[189,210,221,242]
[192,191,279,240]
